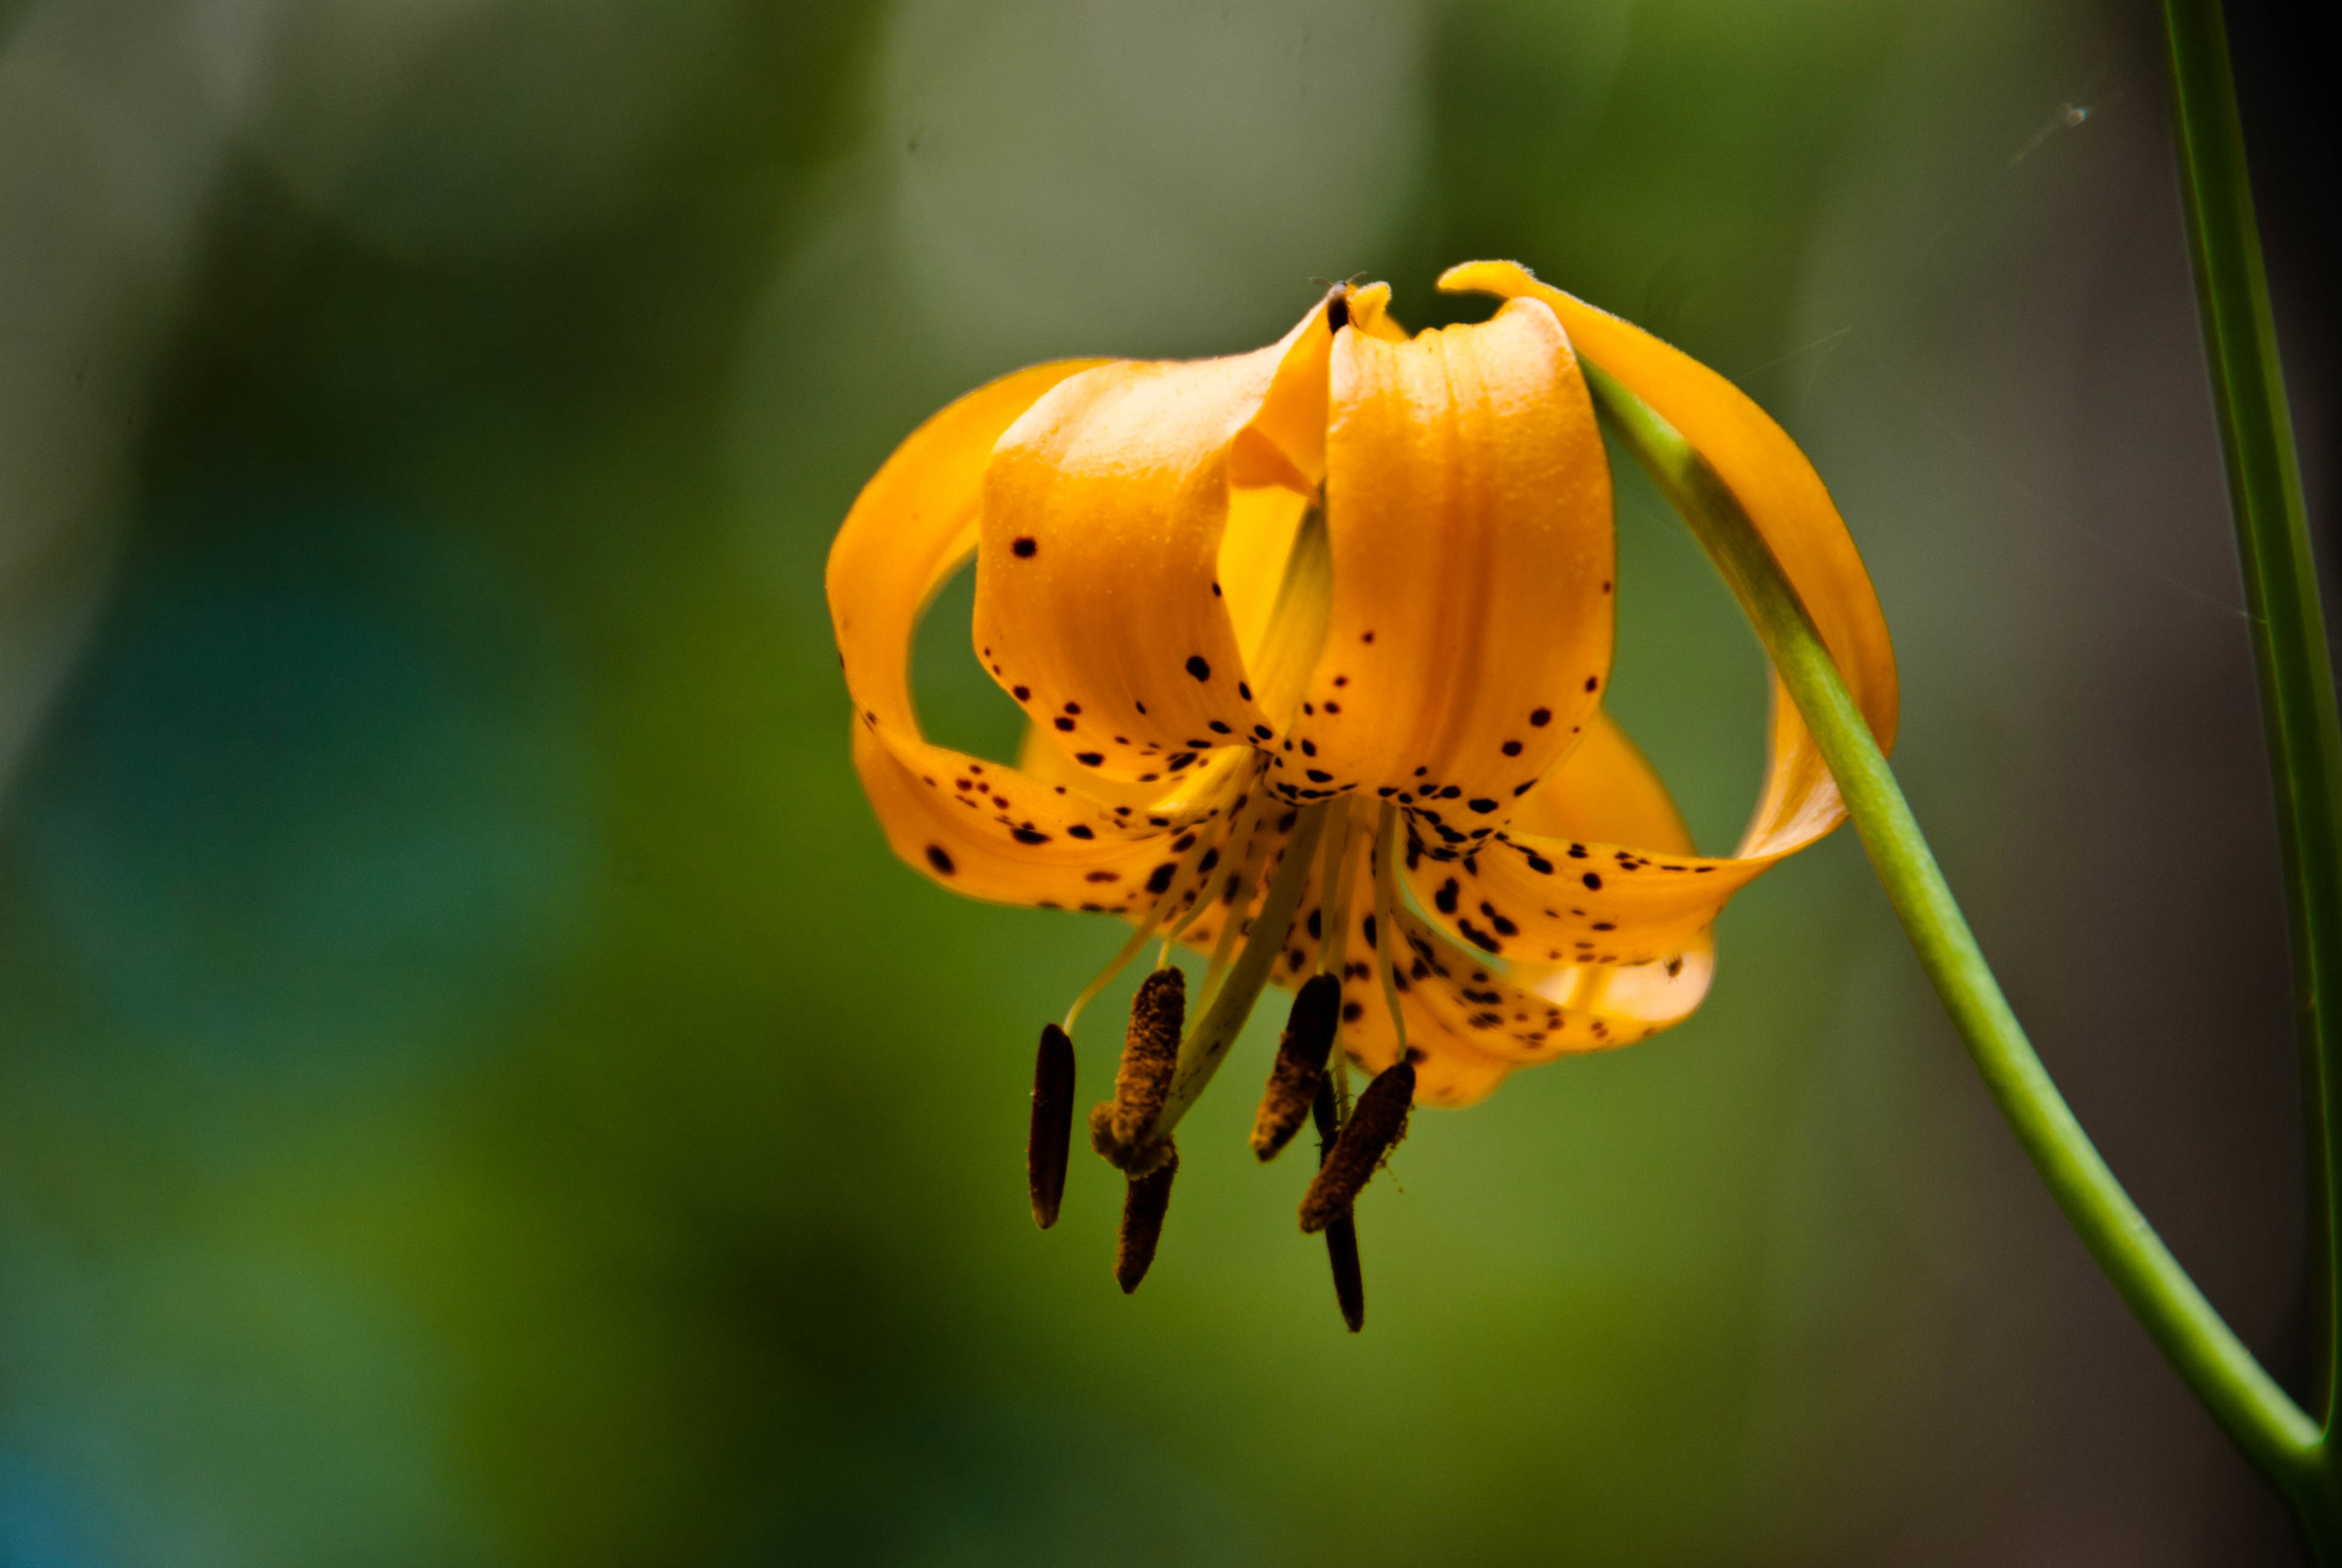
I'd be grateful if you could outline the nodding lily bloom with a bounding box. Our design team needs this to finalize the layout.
[827,261,1896,1306]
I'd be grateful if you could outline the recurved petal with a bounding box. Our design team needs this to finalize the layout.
[1378,713,1720,1060]
[831,362,1101,741]
[827,362,1239,907]
[852,725,1198,912]
[973,296,1338,784]
[1407,708,1749,1008]
[1269,298,1614,832]
[1439,259,1898,858]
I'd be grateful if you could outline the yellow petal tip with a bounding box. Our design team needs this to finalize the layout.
[1435,259,1536,298]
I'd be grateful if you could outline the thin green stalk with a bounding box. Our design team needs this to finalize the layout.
[1584,361,2333,1531]
[2163,0,2342,1441]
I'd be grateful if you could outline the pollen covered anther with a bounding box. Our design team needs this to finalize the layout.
[1299,1060,1416,1234]
[1088,968,1185,1172]
[1116,1143,1178,1294]
[1312,1078,1366,1331]
[1250,973,1341,1161]
[1028,1023,1075,1229]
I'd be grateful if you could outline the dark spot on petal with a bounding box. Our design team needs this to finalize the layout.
[1584,676,1599,691]
[926,845,956,875]
[1582,872,1603,890]
[1012,685,1030,702]
[1501,740,1522,757]
[1012,827,1051,845]
[1146,863,1178,895]
[1011,537,1037,557]
[1075,751,1104,766]
[1467,798,1498,814]
[1054,717,1076,732]
[1529,708,1551,727]
[1186,655,1211,681]
[1069,824,1095,839]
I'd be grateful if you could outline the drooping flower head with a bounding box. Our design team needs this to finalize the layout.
[826,262,1896,1316]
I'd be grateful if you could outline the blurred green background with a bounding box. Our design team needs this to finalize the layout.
[0,0,2331,1561]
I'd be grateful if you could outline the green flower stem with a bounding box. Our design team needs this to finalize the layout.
[1584,360,2335,1534]
[2164,0,2342,1448]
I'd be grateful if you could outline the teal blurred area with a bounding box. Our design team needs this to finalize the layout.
[0,0,2325,1561]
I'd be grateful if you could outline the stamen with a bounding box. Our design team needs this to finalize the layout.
[1089,967,1185,1172]
[1371,803,1411,1057]
[1141,802,1330,1146]
[1299,1059,1416,1234]
[1158,785,1263,968]
[1195,776,1278,1008]
[1061,825,1214,1032]
[1250,973,1340,1160]
[1312,1080,1365,1332]
[1316,798,1358,979]
[1115,1143,1178,1294]
[1028,1023,1075,1229]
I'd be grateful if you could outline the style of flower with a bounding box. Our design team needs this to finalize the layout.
[826,260,1897,1319]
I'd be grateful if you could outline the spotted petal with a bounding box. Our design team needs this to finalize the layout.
[1439,260,1899,856]
[1269,298,1615,833]
[828,362,1239,909]
[973,296,1338,784]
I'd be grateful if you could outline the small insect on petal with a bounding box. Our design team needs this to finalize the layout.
[1116,1143,1178,1294]
[1028,1024,1075,1229]
[1250,973,1341,1161]
[1299,1060,1416,1234]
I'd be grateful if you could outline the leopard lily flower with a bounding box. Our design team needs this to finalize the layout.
[826,261,1897,1313]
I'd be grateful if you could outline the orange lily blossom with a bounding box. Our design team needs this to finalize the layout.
[825,260,1898,1307]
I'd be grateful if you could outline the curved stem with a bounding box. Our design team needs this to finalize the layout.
[1585,362,2331,1515]
[2163,0,2342,1441]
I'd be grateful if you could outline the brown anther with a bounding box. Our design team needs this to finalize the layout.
[1250,973,1341,1161]
[1028,1023,1075,1229]
[1099,968,1184,1150]
[1324,1213,1364,1331]
[1116,1142,1178,1294]
[1089,1103,1174,1176]
[1311,1077,1365,1331]
[1299,1060,1415,1234]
